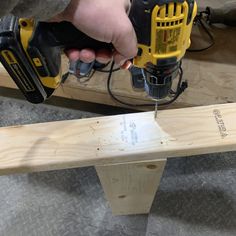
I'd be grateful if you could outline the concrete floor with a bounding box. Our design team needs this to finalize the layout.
[0,96,236,236]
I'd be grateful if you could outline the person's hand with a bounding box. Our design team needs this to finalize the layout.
[54,0,137,66]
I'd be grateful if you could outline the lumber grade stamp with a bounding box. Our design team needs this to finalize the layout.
[213,109,228,139]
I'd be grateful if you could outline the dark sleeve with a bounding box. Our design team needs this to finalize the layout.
[0,0,71,20]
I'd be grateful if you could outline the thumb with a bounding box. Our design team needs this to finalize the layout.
[112,13,138,64]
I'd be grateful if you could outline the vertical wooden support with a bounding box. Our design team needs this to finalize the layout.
[95,159,166,215]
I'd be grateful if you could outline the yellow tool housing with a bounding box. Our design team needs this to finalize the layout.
[133,1,197,68]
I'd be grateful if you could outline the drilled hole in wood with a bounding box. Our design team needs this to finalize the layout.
[160,141,163,144]
[97,148,100,151]
[146,164,157,170]
[97,121,99,124]
[118,195,126,199]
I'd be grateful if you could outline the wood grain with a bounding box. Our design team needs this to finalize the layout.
[0,103,235,175]
[96,160,166,215]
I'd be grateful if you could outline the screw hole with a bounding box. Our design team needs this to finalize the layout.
[97,148,100,151]
[147,164,157,170]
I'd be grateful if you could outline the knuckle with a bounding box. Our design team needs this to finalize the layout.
[120,22,133,36]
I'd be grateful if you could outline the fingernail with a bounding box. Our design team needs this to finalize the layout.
[119,59,127,67]
[96,57,110,64]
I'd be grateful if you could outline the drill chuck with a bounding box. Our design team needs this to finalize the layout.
[143,62,180,100]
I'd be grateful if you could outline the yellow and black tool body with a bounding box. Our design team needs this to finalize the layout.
[0,16,110,103]
[0,0,197,104]
[129,0,197,99]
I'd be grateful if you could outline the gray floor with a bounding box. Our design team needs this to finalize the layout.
[0,96,236,236]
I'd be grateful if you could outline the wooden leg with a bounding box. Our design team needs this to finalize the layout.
[95,159,166,215]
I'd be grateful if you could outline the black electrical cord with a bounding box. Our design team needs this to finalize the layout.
[187,11,215,52]
[62,62,120,83]
[158,66,187,106]
[62,72,70,83]
[62,61,187,108]
[95,67,120,73]
[107,61,187,107]
[106,62,153,107]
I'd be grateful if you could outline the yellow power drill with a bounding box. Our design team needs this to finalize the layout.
[0,0,197,105]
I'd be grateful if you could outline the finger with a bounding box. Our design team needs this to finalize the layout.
[112,13,137,64]
[79,48,96,63]
[65,49,80,62]
[96,49,112,64]
[113,52,127,66]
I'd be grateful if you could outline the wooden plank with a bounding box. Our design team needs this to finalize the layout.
[96,159,166,215]
[0,103,235,175]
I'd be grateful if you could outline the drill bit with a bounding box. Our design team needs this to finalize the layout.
[154,100,158,119]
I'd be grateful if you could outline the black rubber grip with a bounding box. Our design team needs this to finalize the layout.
[29,21,112,78]
[38,21,112,50]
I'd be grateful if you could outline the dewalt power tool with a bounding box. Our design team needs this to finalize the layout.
[0,0,197,107]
